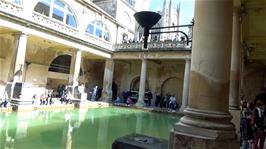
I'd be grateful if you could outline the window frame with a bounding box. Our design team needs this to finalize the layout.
[86,20,111,42]
[34,0,77,28]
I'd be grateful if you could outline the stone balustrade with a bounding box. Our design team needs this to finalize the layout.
[32,12,79,36]
[115,41,192,51]
[0,0,22,15]
[84,33,113,50]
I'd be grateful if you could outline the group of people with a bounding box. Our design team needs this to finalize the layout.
[120,90,153,106]
[155,93,178,110]
[240,97,266,149]
[32,89,54,105]
[120,90,178,109]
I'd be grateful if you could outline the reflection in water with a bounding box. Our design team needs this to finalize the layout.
[0,107,180,149]
[0,112,16,149]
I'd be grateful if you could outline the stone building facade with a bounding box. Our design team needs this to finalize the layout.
[0,0,191,106]
[0,0,266,148]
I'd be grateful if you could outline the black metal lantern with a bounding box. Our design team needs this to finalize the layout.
[134,11,161,48]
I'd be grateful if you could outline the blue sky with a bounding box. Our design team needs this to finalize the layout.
[150,0,195,25]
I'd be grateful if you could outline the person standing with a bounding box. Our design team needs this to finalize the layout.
[155,93,161,107]
[48,90,53,105]
[253,98,266,149]
[0,91,8,108]
[91,86,98,101]
[169,95,177,110]
[241,101,254,149]
[147,91,152,107]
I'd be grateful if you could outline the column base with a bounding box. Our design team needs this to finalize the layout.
[72,97,89,108]
[229,109,240,140]
[169,123,238,149]
[100,96,112,103]
[180,106,187,112]
[135,100,145,107]
[101,89,112,102]
[11,99,33,111]
[229,105,240,110]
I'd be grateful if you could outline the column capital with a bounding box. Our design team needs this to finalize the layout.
[12,31,28,37]
[105,58,114,61]
[76,49,82,52]
[140,52,148,60]
[184,58,191,62]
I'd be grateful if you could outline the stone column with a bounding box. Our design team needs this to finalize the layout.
[101,59,114,102]
[69,50,82,99]
[8,33,33,110]
[12,33,28,83]
[69,50,76,86]
[180,59,191,112]
[229,7,242,141]
[9,32,28,102]
[136,58,147,106]
[169,0,238,148]
[229,8,241,110]
[72,50,82,88]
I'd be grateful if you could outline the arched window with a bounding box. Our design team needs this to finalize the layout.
[86,20,110,42]
[34,0,77,28]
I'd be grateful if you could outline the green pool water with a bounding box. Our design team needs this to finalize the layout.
[0,107,180,149]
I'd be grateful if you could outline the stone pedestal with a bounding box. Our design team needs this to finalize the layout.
[73,96,88,108]
[11,99,33,111]
[170,128,238,149]
[229,109,241,140]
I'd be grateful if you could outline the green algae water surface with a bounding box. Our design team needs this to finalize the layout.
[0,107,180,149]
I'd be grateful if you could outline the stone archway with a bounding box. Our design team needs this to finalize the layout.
[47,55,71,92]
[49,55,71,74]
[47,54,82,94]
[47,54,83,89]
[161,77,183,104]
[130,76,149,92]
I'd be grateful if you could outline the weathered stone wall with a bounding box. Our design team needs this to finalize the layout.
[0,37,14,82]
[25,64,49,87]
[82,59,105,91]
[242,63,265,102]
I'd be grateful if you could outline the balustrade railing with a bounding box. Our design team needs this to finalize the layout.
[0,0,22,15]
[115,23,193,51]
[32,12,79,36]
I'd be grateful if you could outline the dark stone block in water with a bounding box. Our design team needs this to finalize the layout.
[112,133,168,149]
